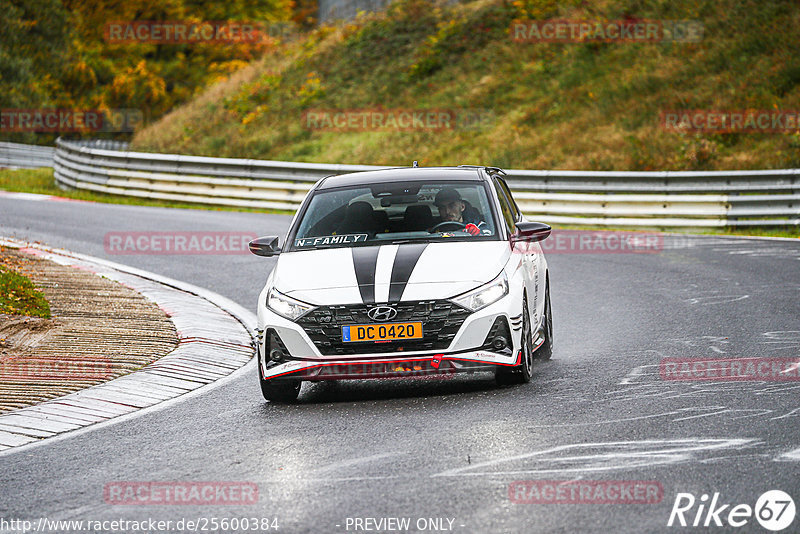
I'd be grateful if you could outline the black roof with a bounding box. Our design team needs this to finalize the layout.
[317,167,486,190]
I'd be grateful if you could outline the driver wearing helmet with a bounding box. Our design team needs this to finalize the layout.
[433,187,486,236]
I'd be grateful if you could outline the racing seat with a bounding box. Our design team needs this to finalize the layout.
[403,205,434,231]
[372,210,389,233]
[336,201,379,235]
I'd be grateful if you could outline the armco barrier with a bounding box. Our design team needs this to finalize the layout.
[0,142,55,169]
[319,0,390,22]
[53,138,799,227]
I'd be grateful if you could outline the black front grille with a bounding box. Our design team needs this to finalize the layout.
[296,300,471,355]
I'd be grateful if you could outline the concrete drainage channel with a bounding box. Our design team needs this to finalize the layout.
[0,237,256,454]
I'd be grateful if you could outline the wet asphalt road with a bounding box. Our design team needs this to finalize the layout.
[1,196,799,533]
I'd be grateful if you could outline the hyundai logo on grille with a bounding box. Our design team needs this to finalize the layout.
[367,306,398,322]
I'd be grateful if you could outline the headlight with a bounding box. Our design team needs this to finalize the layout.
[267,288,314,320]
[451,272,509,311]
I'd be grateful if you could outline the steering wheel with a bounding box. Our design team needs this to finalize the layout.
[430,221,467,233]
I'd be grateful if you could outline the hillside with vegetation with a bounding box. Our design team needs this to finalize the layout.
[130,0,800,171]
[1,0,297,144]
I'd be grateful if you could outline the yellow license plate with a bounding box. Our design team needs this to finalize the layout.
[342,322,423,342]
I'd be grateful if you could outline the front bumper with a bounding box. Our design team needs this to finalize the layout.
[259,349,522,381]
[256,279,544,381]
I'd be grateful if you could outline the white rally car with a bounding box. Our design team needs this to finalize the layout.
[249,166,552,402]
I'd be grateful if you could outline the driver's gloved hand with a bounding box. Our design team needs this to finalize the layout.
[465,223,480,236]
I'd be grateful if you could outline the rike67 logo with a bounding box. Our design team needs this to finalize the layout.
[668,490,795,531]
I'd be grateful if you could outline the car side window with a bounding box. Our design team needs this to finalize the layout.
[493,179,516,233]
[497,177,521,221]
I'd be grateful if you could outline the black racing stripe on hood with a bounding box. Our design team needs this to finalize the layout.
[388,243,429,303]
[352,246,380,304]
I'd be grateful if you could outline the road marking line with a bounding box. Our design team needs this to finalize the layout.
[432,439,755,477]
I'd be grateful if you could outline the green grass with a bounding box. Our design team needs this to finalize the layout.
[0,267,51,318]
[554,224,800,239]
[0,168,293,215]
[0,168,64,196]
[704,226,800,239]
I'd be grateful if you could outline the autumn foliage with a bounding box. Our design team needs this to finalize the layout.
[0,0,295,143]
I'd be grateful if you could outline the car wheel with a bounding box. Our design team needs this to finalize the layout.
[495,295,534,386]
[258,361,301,403]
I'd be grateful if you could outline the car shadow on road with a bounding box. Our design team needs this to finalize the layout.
[298,374,498,404]
[256,361,559,407]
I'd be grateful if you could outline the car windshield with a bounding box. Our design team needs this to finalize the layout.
[290,181,498,251]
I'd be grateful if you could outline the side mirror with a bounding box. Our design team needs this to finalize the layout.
[511,222,551,243]
[249,236,281,257]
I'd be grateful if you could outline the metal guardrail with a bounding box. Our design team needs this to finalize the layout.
[0,142,55,169]
[54,138,800,227]
[319,0,390,22]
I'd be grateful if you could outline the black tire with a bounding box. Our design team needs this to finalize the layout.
[258,360,301,403]
[496,295,534,386]
[534,277,553,361]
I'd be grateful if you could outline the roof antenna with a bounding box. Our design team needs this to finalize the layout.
[412,161,418,168]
